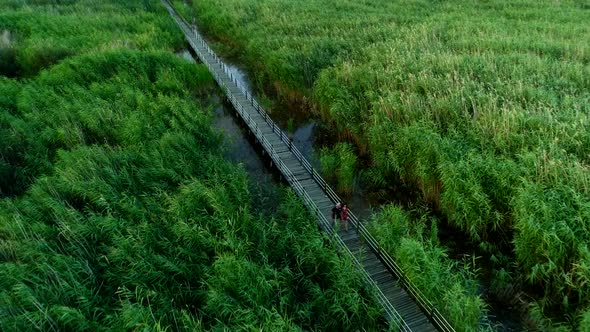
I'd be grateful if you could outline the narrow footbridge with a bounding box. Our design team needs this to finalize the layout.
[163,1,454,331]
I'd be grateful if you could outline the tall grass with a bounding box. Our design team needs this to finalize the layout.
[369,205,490,332]
[0,0,384,330]
[0,0,185,77]
[183,0,590,327]
[319,142,358,194]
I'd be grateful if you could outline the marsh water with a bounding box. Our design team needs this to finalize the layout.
[177,49,522,331]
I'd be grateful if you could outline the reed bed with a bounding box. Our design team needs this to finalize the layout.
[184,0,590,329]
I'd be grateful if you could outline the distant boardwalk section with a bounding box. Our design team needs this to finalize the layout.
[161,1,453,331]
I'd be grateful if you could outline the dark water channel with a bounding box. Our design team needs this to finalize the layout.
[177,49,521,331]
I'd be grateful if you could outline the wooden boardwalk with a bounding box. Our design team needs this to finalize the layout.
[162,1,454,331]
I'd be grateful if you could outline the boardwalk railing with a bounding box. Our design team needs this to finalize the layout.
[163,2,455,331]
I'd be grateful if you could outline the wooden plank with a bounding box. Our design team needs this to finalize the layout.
[379,283,400,297]
[309,196,332,208]
[304,188,326,199]
[271,147,290,155]
[365,262,388,274]
[227,86,242,94]
[393,297,417,309]
[390,298,413,309]
[308,194,329,205]
[236,96,250,104]
[359,255,378,267]
[345,242,362,252]
[391,298,414,309]
[316,201,334,212]
[277,155,299,163]
[248,110,265,119]
[411,323,438,332]
[297,174,316,182]
[285,160,305,169]
[396,303,419,317]
[405,312,427,322]
[293,172,312,180]
[248,114,266,124]
[383,282,403,293]
[390,292,413,305]
[364,259,385,270]
[295,178,314,186]
[408,314,429,323]
[275,150,296,158]
[369,268,390,279]
[297,179,317,189]
[269,135,288,144]
[305,187,325,196]
[256,116,279,126]
[258,127,275,135]
[373,272,394,284]
[279,157,301,167]
[315,193,332,202]
[400,310,423,322]
[350,248,369,260]
[342,233,360,243]
[266,136,285,145]
[276,150,293,158]
[317,194,332,202]
[266,137,286,145]
[337,230,355,239]
[282,163,302,172]
[303,182,323,192]
[400,306,423,317]
[340,231,358,241]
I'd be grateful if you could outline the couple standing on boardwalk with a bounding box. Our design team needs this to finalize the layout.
[331,202,349,232]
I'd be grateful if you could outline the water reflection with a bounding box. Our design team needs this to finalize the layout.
[213,103,270,179]
[291,122,320,169]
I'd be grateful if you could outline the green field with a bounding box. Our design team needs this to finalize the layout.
[180,0,590,330]
[0,0,384,330]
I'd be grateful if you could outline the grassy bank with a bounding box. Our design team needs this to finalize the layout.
[182,0,590,329]
[369,206,490,332]
[0,0,385,330]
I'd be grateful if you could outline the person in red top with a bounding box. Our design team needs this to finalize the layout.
[341,203,349,232]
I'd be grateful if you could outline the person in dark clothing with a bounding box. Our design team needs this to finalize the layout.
[331,202,342,228]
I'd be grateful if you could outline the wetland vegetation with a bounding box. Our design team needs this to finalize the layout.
[0,0,385,330]
[177,0,590,330]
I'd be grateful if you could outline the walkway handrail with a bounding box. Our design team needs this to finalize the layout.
[162,2,455,331]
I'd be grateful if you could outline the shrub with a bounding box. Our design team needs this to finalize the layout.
[319,142,357,194]
[370,205,489,331]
